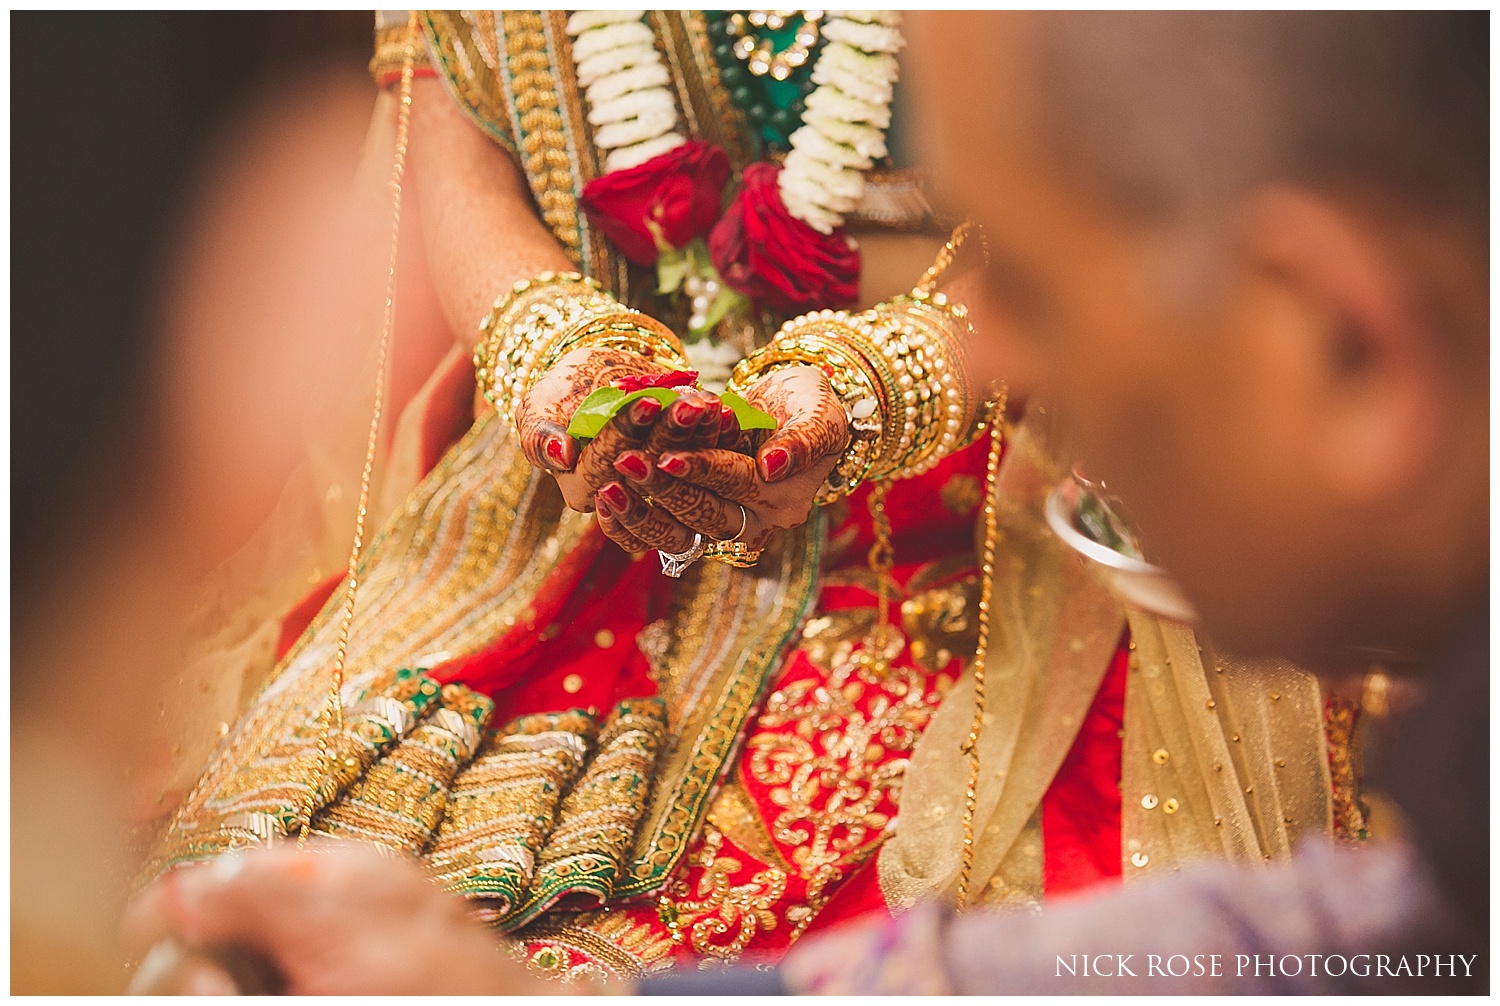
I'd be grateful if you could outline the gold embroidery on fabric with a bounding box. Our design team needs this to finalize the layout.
[747,639,946,925]
[521,908,677,980]
[706,775,795,873]
[314,683,495,854]
[939,473,983,516]
[515,699,668,925]
[666,826,788,960]
[371,21,432,81]
[498,11,585,266]
[425,709,596,918]
[649,11,755,168]
[617,516,823,899]
[421,11,516,153]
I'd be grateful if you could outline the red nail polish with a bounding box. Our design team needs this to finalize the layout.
[718,405,735,433]
[673,398,704,425]
[630,397,663,423]
[614,453,651,481]
[600,483,629,511]
[762,447,790,481]
[659,454,687,476]
[546,436,568,466]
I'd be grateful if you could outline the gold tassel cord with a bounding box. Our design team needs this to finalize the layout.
[297,13,420,845]
[955,387,1008,909]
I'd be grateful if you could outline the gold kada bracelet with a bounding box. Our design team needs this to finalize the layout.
[473,271,688,431]
[727,294,980,504]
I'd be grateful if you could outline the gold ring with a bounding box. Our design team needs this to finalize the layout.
[713,503,748,544]
[703,540,763,568]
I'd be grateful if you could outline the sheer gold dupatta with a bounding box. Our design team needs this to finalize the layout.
[879,410,1336,910]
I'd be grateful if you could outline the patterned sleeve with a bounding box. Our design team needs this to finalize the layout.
[413,10,518,157]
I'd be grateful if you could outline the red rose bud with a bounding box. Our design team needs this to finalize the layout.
[581,140,732,265]
[614,370,700,394]
[708,162,861,313]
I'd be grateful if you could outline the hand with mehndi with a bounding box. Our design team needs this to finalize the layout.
[594,365,848,555]
[515,345,679,512]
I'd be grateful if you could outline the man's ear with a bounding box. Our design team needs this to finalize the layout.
[1237,186,1445,504]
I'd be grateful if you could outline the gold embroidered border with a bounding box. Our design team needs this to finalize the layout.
[426,709,597,915]
[614,512,824,899]
[421,11,516,155]
[519,911,678,981]
[143,412,594,885]
[650,11,755,169]
[508,699,669,928]
[314,683,495,854]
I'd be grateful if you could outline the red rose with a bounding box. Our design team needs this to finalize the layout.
[614,370,699,393]
[707,162,861,313]
[581,141,731,266]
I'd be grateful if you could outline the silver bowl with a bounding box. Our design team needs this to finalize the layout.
[1044,479,1200,625]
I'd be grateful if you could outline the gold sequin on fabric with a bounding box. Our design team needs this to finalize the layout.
[661,826,789,959]
[939,473,983,516]
[425,709,597,919]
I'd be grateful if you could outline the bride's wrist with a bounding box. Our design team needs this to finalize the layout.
[472,270,687,430]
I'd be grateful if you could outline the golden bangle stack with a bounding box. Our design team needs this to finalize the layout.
[727,290,978,504]
[473,271,688,431]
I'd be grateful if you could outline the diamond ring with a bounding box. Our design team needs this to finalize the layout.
[658,533,707,578]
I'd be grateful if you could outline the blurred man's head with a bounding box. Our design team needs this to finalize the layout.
[912,11,1487,660]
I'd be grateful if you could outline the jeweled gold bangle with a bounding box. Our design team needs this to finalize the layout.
[728,290,980,502]
[727,309,889,504]
[473,271,688,431]
[868,292,976,477]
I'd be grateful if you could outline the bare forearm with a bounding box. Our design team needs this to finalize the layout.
[404,78,575,348]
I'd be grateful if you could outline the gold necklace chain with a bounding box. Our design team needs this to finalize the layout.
[727,10,823,80]
[955,388,1008,908]
[295,12,420,845]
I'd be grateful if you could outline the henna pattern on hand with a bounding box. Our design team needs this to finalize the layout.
[612,450,747,541]
[643,392,720,456]
[596,481,696,553]
[516,347,666,474]
[746,367,850,483]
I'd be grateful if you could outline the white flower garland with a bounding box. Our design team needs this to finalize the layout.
[566,10,687,173]
[779,10,903,234]
[569,10,900,232]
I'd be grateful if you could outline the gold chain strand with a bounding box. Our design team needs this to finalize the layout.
[915,219,973,295]
[296,13,420,846]
[955,385,1009,908]
[858,480,897,674]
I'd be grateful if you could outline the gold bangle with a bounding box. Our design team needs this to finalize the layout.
[472,271,687,431]
[726,275,980,502]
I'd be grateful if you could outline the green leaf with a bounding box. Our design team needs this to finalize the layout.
[685,237,711,274]
[565,387,779,440]
[565,387,681,440]
[698,286,747,334]
[656,244,689,295]
[721,391,778,431]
